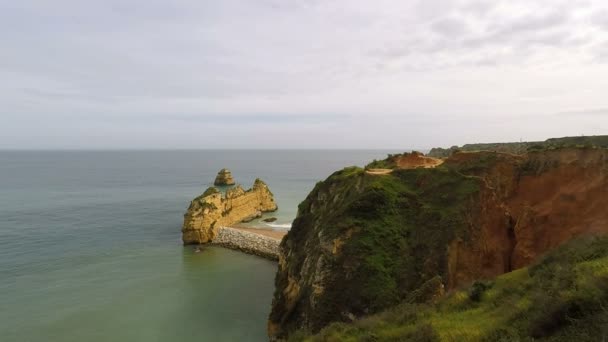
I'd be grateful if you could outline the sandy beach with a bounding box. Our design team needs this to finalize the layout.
[230,226,287,240]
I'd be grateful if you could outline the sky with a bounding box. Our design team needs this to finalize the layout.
[1,0,608,149]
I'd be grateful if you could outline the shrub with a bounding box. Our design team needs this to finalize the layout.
[528,294,590,338]
[468,280,493,302]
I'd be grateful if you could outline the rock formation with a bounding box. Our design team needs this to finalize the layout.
[268,147,608,339]
[214,168,236,186]
[182,178,277,244]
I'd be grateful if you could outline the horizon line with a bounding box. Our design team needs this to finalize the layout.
[0,147,431,152]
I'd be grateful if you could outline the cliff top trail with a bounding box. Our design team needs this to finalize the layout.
[365,168,393,175]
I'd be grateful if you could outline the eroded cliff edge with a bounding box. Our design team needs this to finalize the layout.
[182,178,277,244]
[268,147,608,339]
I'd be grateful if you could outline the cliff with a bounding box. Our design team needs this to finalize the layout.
[292,236,608,341]
[182,178,277,244]
[268,147,608,339]
[428,135,608,158]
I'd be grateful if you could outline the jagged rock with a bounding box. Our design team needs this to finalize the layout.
[263,217,278,223]
[214,168,236,186]
[182,178,277,244]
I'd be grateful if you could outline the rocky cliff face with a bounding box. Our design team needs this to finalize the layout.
[214,168,236,186]
[182,179,277,244]
[268,147,608,339]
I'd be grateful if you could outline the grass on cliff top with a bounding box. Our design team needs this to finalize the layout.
[294,165,481,328]
[289,236,608,342]
[428,135,608,157]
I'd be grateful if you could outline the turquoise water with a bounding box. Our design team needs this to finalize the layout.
[0,150,393,341]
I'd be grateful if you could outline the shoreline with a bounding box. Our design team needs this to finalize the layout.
[229,225,288,239]
[207,226,287,261]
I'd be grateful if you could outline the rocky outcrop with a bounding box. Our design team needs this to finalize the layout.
[268,147,608,339]
[214,168,236,186]
[394,151,443,169]
[182,179,277,244]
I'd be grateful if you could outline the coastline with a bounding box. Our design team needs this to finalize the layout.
[208,226,287,261]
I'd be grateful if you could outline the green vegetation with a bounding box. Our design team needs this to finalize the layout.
[272,146,608,339]
[273,165,481,333]
[290,236,608,341]
[544,135,608,149]
[334,167,480,309]
[427,135,608,158]
[365,157,397,169]
[364,152,426,169]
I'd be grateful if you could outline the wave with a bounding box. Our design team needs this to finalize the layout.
[265,223,292,229]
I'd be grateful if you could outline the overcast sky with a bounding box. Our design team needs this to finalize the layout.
[2,0,608,149]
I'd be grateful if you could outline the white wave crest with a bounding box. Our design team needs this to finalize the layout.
[265,223,292,229]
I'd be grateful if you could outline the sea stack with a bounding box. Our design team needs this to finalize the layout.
[214,168,236,186]
[182,178,277,244]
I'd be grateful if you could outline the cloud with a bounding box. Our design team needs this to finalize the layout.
[368,0,603,72]
[591,9,608,30]
[431,17,470,37]
[556,108,608,116]
[1,0,608,148]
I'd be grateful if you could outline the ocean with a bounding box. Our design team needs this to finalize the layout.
[0,150,395,342]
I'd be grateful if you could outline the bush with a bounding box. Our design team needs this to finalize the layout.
[468,280,493,302]
[529,294,587,338]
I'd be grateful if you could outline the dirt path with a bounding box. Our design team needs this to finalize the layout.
[395,153,444,169]
[366,153,444,176]
[365,168,393,175]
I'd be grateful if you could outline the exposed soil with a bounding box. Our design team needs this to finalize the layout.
[367,152,444,175]
[365,168,393,175]
[394,151,444,169]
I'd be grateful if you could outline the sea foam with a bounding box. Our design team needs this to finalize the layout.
[265,223,292,230]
